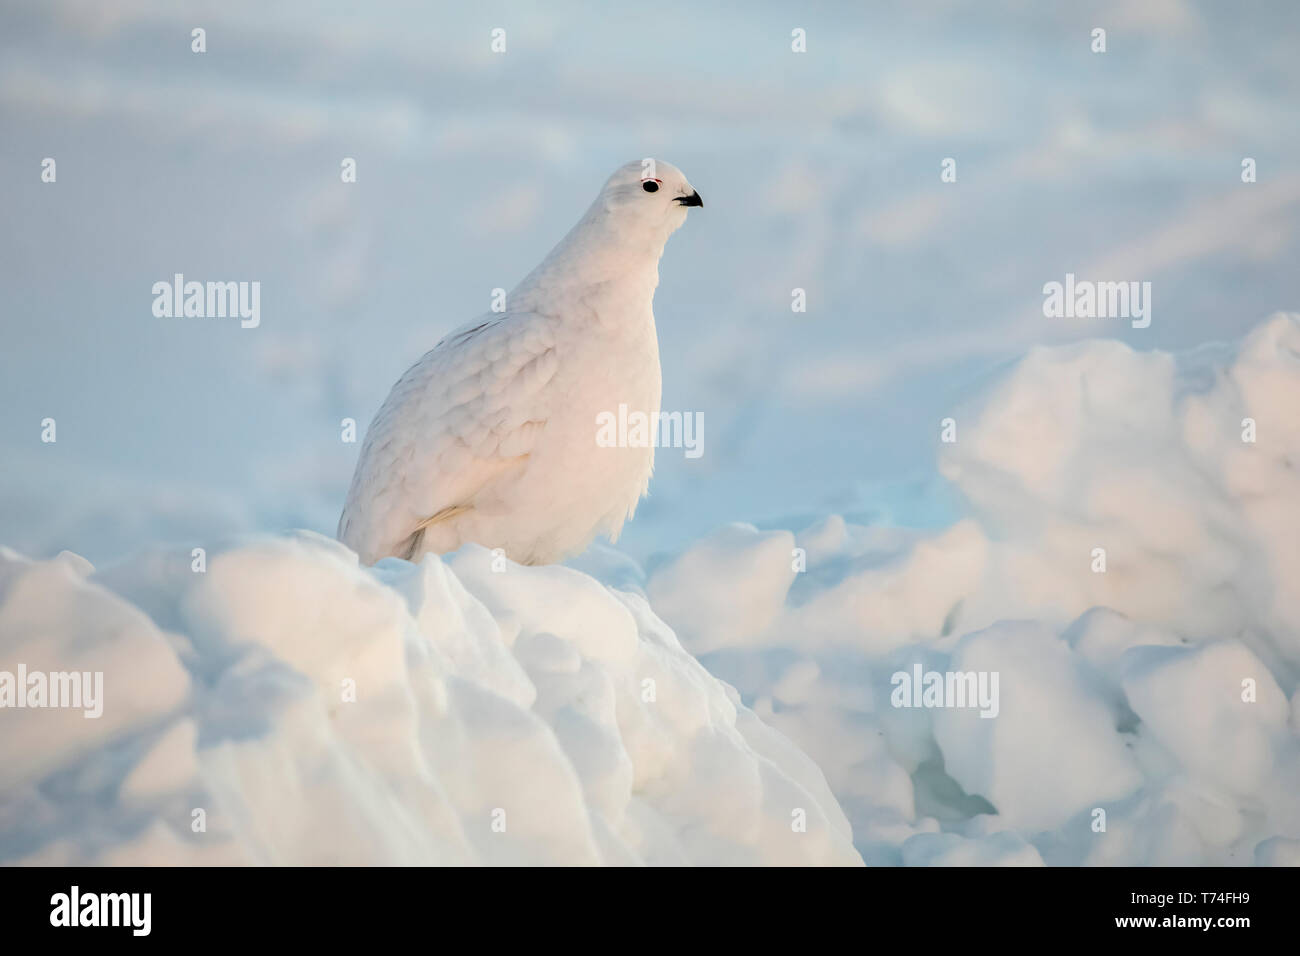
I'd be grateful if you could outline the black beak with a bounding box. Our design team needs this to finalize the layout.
[675,191,703,207]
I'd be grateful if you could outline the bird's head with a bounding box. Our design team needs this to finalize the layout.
[513,158,702,296]
[596,158,703,236]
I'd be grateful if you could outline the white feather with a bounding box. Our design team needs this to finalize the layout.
[339,159,701,565]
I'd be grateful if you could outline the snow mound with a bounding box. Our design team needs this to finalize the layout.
[646,313,1300,865]
[0,535,859,866]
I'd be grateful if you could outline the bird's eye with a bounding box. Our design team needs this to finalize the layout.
[641,180,659,193]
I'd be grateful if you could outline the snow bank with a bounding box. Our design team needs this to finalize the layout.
[0,535,859,865]
[4,314,1298,867]
[646,313,1300,865]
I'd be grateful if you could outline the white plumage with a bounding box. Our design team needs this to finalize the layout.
[339,159,702,565]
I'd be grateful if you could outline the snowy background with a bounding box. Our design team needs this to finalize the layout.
[3,0,1300,865]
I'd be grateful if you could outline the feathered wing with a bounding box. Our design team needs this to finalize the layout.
[338,311,558,563]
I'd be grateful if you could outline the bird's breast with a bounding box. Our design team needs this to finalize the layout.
[527,311,661,501]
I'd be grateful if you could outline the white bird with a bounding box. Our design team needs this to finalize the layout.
[339,159,703,566]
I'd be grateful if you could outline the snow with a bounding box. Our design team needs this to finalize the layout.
[0,534,858,866]
[3,314,1298,866]
[3,1,1300,867]
[644,313,1300,866]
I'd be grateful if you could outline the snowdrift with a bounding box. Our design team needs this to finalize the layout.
[3,314,1299,867]
[647,313,1300,866]
[0,537,859,865]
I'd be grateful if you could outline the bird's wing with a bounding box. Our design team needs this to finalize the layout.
[338,311,559,562]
